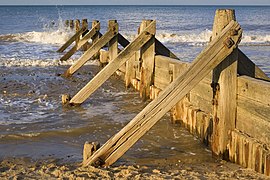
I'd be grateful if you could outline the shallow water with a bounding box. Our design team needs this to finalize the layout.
[0,65,214,169]
[0,5,269,168]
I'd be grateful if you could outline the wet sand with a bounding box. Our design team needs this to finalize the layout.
[0,63,269,179]
[1,157,269,179]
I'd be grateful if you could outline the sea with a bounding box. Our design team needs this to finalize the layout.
[0,5,269,167]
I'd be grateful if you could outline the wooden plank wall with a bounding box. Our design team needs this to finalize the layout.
[63,18,269,175]
[118,54,270,175]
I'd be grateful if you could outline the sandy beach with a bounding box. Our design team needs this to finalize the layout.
[1,157,269,179]
[0,64,269,179]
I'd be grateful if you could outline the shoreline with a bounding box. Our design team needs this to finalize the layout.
[1,156,269,179]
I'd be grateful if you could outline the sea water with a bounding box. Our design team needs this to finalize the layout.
[0,5,269,166]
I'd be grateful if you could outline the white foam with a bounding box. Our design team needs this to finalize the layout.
[242,33,270,45]
[123,30,270,47]
[0,58,100,67]
[14,28,73,45]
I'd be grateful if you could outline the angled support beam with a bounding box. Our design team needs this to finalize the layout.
[211,9,238,158]
[108,20,119,62]
[118,33,179,60]
[140,20,156,100]
[60,22,100,61]
[238,49,270,81]
[63,21,118,77]
[155,38,179,59]
[57,26,87,53]
[83,20,242,167]
[66,20,156,105]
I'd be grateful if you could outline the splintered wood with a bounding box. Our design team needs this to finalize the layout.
[83,20,242,167]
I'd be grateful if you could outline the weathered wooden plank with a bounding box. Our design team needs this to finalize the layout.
[99,50,109,65]
[118,33,130,48]
[57,27,86,53]
[238,75,270,106]
[238,49,270,81]
[155,38,179,59]
[68,21,156,104]
[211,9,238,158]
[75,19,80,46]
[236,95,270,144]
[108,20,119,62]
[140,20,155,100]
[65,20,69,27]
[60,22,101,61]
[63,24,117,77]
[229,130,270,176]
[155,55,187,68]
[189,79,212,112]
[83,20,242,167]
[118,34,179,60]
[69,20,74,29]
[125,54,136,88]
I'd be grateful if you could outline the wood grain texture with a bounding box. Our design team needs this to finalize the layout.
[139,21,156,100]
[63,23,117,77]
[211,9,238,158]
[57,27,87,53]
[69,21,156,104]
[60,22,100,61]
[83,20,242,167]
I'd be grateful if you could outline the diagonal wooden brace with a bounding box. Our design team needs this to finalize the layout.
[83,20,242,167]
[60,22,101,61]
[65,20,156,105]
[63,21,118,77]
[57,27,87,53]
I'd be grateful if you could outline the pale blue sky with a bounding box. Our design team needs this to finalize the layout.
[0,0,269,5]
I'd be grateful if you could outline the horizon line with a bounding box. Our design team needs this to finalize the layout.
[1,4,270,6]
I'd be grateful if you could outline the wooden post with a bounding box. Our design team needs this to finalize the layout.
[125,54,136,88]
[81,19,89,51]
[69,20,74,29]
[59,22,100,61]
[91,20,100,56]
[211,9,238,159]
[83,21,242,167]
[67,21,156,104]
[75,19,80,46]
[63,21,120,77]
[140,20,156,100]
[82,19,89,33]
[65,20,69,27]
[108,20,119,62]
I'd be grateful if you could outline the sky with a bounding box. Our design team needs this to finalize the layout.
[0,0,270,5]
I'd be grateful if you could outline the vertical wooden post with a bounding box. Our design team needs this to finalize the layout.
[75,19,80,46]
[211,9,238,159]
[91,20,100,56]
[91,20,99,44]
[82,19,88,31]
[69,20,74,29]
[65,20,69,27]
[108,20,119,62]
[125,54,136,88]
[81,19,89,51]
[139,20,156,100]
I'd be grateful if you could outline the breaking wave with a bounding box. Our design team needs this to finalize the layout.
[0,20,73,45]
[123,30,270,47]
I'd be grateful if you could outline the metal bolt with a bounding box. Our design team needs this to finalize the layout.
[224,38,235,48]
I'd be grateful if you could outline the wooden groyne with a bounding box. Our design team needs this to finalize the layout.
[58,9,270,176]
